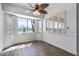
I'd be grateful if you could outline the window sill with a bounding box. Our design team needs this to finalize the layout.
[18,32,35,35]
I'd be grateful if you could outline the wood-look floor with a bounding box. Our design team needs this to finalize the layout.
[0,41,74,56]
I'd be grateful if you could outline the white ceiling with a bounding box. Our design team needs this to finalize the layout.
[11,3,35,10]
[2,3,55,18]
[11,3,55,11]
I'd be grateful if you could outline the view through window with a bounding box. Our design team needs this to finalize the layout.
[18,17,35,33]
[46,11,66,33]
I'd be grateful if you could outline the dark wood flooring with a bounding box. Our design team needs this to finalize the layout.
[0,41,75,56]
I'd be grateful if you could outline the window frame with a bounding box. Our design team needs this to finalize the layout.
[18,17,35,34]
[46,11,67,34]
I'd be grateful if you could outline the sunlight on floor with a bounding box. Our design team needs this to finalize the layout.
[2,43,32,53]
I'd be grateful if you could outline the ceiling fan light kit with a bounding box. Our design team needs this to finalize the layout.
[33,10,40,16]
[27,3,49,16]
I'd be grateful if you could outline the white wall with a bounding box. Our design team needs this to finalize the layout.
[2,4,37,48]
[43,3,77,55]
[2,3,44,19]
[36,20,43,41]
[77,3,79,55]
[4,33,36,48]
[1,3,77,55]
[3,13,37,48]
[0,3,3,52]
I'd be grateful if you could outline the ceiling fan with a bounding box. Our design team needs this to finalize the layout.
[26,3,49,16]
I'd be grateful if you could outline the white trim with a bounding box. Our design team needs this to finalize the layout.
[43,39,77,55]
[3,11,41,20]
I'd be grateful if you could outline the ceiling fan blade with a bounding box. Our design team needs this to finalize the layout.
[28,3,35,8]
[41,3,49,9]
[39,10,47,14]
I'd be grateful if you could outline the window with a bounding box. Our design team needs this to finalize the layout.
[46,18,65,33]
[27,19,33,32]
[46,11,66,33]
[18,17,35,33]
[46,20,53,31]
[38,21,42,32]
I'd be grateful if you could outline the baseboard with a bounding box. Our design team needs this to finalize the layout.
[2,40,38,51]
[1,40,77,56]
[43,40,76,56]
